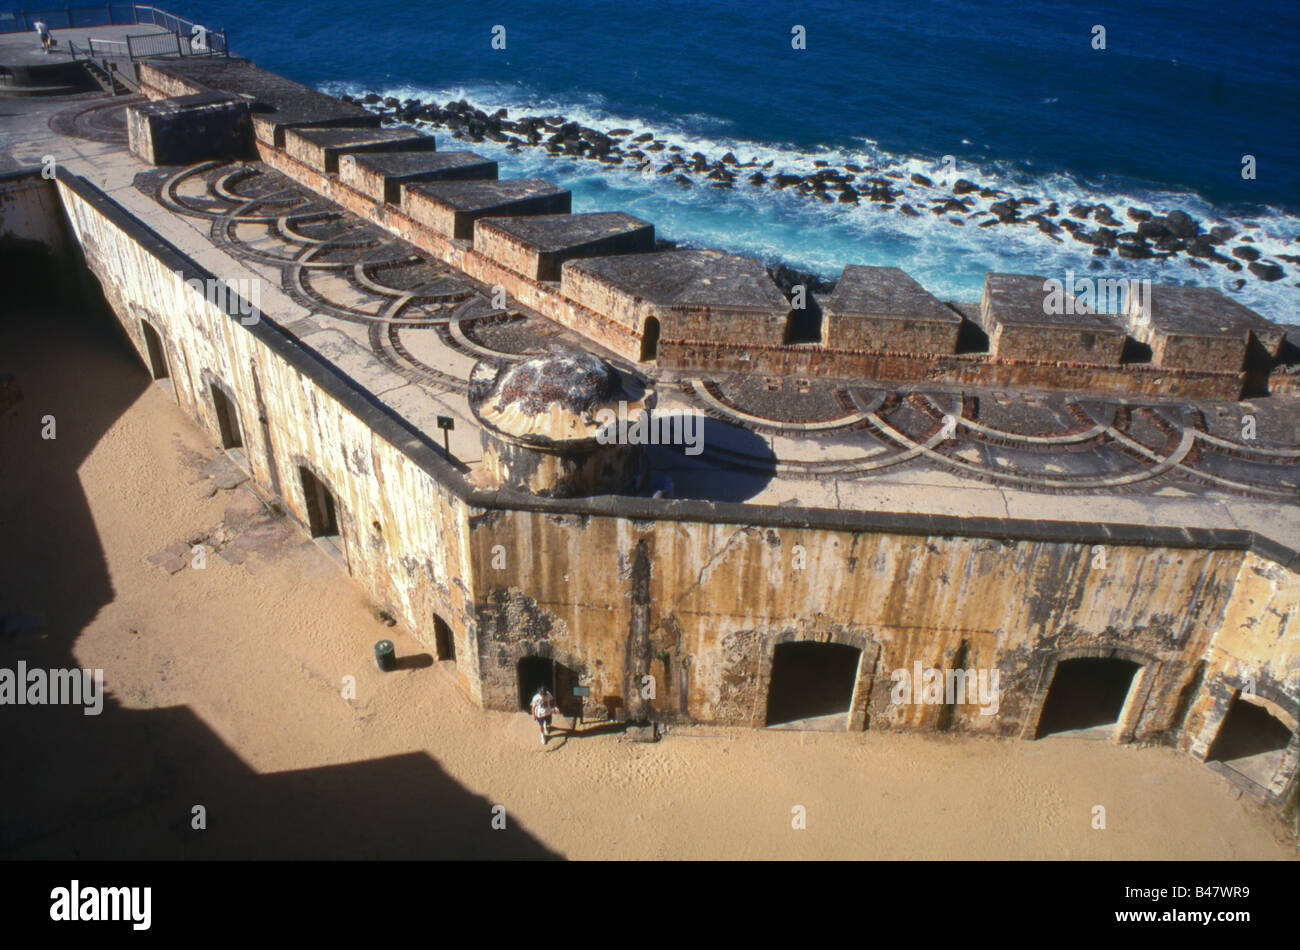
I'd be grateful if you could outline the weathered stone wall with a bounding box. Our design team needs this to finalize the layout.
[19,156,1295,809]
[467,506,1296,752]
[0,172,67,253]
[54,173,485,702]
[1182,551,1300,801]
[251,141,1264,396]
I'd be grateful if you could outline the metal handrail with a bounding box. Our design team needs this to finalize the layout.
[88,35,128,57]
[0,4,228,55]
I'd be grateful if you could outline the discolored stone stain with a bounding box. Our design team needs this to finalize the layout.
[715,629,764,722]
[469,509,506,531]
[764,528,780,549]
[625,536,653,720]
[477,588,560,644]
[347,443,371,476]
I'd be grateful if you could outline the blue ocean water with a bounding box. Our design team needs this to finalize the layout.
[183,0,1300,322]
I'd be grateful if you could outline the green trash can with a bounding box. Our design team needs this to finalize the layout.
[374,639,396,672]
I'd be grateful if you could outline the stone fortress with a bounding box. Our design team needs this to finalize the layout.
[2,11,1297,825]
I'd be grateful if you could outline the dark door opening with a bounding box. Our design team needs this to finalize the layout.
[299,466,339,538]
[766,641,861,727]
[434,613,455,662]
[517,656,581,716]
[518,656,554,711]
[141,321,168,380]
[1207,695,1294,786]
[639,317,660,362]
[1036,657,1140,738]
[211,384,243,449]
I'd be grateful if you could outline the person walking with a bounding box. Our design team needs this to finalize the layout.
[530,686,558,744]
[34,19,52,54]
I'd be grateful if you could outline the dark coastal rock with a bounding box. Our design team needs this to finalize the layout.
[1248,261,1284,281]
[988,199,1021,222]
[1164,210,1199,238]
[362,93,381,104]
[607,128,633,137]
[1277,253,1300,265]
[383,97,399,108]
[1231,245,1261,261]
[1092,226,1118,248]
[941,198,969,212]
[632,132,654,143]
[910,173,933,186]
[749,172,767,185]
[1093,208,1120,227]
[900,203,920,217]
[1068,202,1093,218]
[673,174,693,187]
[1117,243,1154,259]
[1137,219,1171,239]
[773,173,801,189]
[1092,247,1110,256]
[721,152,738,165]
[1127,208,1153,223]
[1224,260,1242,272]
[1209,224,1237,243]
[1185,238,1214,258]
[844,163,864,173]
[952,179,978,195]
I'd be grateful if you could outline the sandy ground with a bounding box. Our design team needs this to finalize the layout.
[0,295,1295,861]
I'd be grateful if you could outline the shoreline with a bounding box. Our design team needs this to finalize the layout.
[342,92,1297,301]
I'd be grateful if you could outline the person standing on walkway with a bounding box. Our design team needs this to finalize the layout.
[35,20,52,54]
[531,686,558,744]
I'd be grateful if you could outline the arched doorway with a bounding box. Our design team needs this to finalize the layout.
[433,613,455,663]
[1207,694,1296,787]
[299,466,339,539]
[140,321,168,380]
[1036,657,1141,738]
[210,384,243,450]
[639,317,660,363]
[766,641,862,728]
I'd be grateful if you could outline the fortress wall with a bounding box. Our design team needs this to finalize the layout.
[9,167,1295,802]
[249,137,1274,395]
[53,173,486,702]
[1182,552,1300,800]
[137,62,207,100]
[471,507,1264,740]
[658,338,1235,399]
[255,143,646,362]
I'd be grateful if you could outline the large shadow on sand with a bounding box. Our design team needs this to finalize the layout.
[0,246,559,859]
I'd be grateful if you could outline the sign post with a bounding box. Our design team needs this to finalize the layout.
[436,415,454,459]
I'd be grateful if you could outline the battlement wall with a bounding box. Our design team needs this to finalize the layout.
[133,57,1295,400]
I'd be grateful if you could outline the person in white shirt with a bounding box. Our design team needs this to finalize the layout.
[530,686,558,744]
[34,20,51,54]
